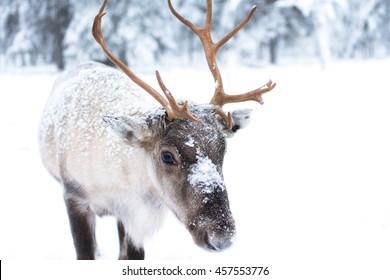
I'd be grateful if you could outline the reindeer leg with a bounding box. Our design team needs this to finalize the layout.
[64,188,97,260]
[117,220,145,260]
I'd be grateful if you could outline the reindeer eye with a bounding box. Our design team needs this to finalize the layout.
[161,151,176,165]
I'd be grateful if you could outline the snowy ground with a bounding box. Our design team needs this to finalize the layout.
[1,59,390,279]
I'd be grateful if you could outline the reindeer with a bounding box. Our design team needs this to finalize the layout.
[38,0,276,260]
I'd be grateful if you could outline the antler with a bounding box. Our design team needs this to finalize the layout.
[168,0,276,128]
[92,0,203,124]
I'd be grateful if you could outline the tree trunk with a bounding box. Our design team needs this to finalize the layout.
[269,37,278,64]
[52,1,72,70]
[386,0,390,54]
[313,0,331,68]
[344,0,377,57]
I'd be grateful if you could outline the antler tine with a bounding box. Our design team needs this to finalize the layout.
[204,0,213,30]
[215,6,258,51]
[155,71,204,124]
[168,0,223,101]
[168,0,276,116]
[215,107,233,130]
[167,0,201,35]
[93,0,168,109]
[224,80,277,106]
[93,0,203,124]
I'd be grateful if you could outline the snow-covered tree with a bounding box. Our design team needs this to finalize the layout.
[1,0,389,69]
[231,0,312,64]
[0,0,72,68]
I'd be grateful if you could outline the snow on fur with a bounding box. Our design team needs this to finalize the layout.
[188,149,225,194]
[39,61,161,161]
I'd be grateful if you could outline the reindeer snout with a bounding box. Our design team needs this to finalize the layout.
[189,215,236,252]
[205,226,236,251]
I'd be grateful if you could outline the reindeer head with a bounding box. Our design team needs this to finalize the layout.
[93,0,276,251]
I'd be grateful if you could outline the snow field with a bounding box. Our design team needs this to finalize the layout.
[0,59,389,279]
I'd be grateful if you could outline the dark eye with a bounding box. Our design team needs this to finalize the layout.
[161,151,176,165]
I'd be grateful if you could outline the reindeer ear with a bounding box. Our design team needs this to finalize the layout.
[218,109,252,137]
[103,115,147,144]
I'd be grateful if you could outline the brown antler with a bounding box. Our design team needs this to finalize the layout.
[168,0,276,128]
[92,0,203,124]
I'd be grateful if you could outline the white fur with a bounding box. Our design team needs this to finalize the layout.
[39,62,166,247]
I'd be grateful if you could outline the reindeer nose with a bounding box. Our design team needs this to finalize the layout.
[206,230,235,251]
[204,219,236,251]
[188,215,236,252]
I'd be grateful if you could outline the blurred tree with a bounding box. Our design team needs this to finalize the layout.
[0,0,73,69]
[47,0,73,69]
[0,1,20,56]
[386,0,390,54]
[233,0,311,64]
[0,0,389,68]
